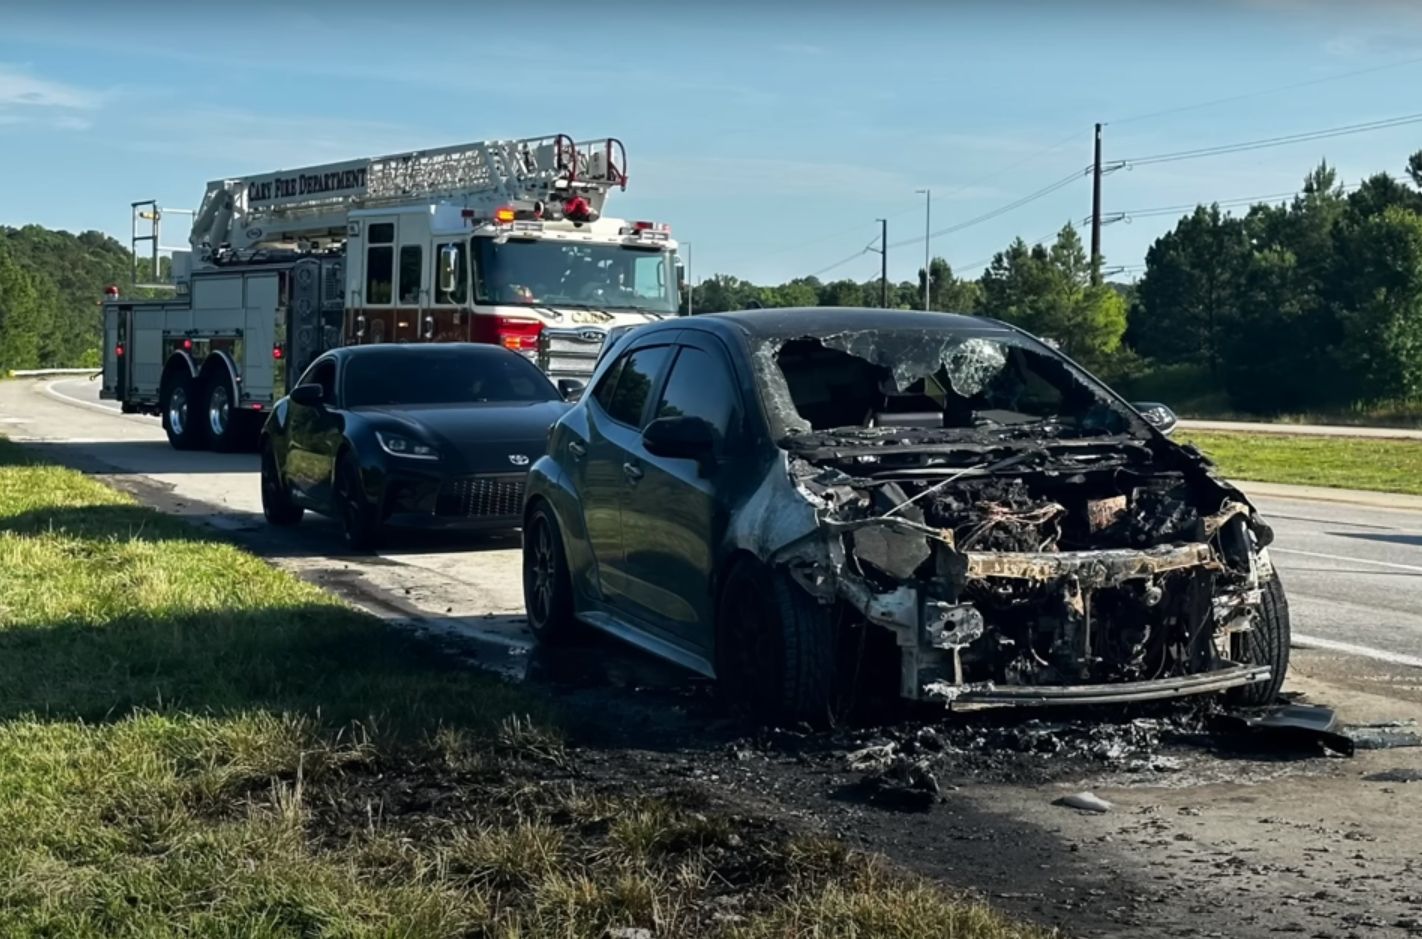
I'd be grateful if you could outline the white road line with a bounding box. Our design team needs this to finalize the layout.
[42,379,124,415]
[1272,546,1422,574]
[1293,633,1422,669]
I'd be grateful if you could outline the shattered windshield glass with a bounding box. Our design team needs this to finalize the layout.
[753,329,1140,442]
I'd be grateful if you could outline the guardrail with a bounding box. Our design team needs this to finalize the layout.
[5,368,99,378]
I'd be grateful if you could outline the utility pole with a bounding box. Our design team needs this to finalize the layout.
[915,188,931,310]
[1091,122,1103,286]
[685,242,692,316]
[876,218,888,308]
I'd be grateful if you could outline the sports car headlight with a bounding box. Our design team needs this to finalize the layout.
[375,431,439,460]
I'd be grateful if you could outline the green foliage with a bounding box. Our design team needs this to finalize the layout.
[0,247,46,372]
[1131,150,1422,414]
[978,225,1127,368]
[0,226,146,370]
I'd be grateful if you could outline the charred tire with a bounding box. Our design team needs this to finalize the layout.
[716,560,837,726]
[334,451,381,551]
[160,372,204,451]
[1228,575,1292,707]
[523,503,578,640]
[260,440,303,527]
[204,373,242,452]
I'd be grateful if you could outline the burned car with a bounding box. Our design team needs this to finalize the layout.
[521,308,1288,721]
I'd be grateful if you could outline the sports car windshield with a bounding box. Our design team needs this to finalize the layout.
[755,330,1145,442]
[472,239,678,315]
[343,351,558,408]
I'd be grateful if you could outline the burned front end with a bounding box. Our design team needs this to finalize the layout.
[756,328,1281,708]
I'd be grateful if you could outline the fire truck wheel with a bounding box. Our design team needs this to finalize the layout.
[161,372,205,451]
[204,374,242,452]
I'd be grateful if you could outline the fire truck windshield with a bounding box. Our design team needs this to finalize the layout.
[471,238,678,315]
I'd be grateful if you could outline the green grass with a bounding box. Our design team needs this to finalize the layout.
[1180,430,1422,495]
[0,438,1049,938]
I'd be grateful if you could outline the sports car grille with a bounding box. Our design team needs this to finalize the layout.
[435,475,525,518]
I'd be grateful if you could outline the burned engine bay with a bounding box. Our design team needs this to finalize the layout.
[758,329,1280,707]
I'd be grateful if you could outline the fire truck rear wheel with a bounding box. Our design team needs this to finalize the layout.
[204,374,242,452]
[161,373,205,451]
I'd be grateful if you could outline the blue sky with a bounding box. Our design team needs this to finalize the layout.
[4,0,1422,286]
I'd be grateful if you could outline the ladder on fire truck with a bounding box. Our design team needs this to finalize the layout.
[187,133,628,262]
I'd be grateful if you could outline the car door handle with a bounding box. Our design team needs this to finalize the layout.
[622,461,643,482]
[567,440,587,458]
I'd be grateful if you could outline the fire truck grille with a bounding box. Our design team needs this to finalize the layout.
[435,475,525,519]
[537,327,606,378]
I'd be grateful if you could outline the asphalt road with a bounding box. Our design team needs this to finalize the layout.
[7,375,1422,671]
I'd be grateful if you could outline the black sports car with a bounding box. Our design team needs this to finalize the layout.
[260,343,577,548]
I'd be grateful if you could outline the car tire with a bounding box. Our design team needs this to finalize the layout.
[716,560,837,726]
[204,373,242,453]
[1228,574,1291,707]
[160,372,204,451]
[334,451,380,551]
[260,440,303,527]
[523,503,578,639]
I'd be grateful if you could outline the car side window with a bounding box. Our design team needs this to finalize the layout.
[601,345,672,427]
[654,346,739,437]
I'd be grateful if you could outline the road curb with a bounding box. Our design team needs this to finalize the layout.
[7,368,100,378]
[1236,480,1422,512]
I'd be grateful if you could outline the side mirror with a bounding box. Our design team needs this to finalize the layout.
[642,415,716,461]
[438,244,459,294]
[557,377,586,402]
[290,383,325,407]
[1134,401,1178,435]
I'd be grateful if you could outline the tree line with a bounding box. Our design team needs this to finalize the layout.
[0,226,142,371]
[5,149,1422,415]
[686,149,1422,415]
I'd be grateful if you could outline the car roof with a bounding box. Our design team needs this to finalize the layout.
[331,342,523,359]
[672,307,1017,342]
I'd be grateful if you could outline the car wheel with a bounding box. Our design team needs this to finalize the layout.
[204,374,241,452]
[1228,575,1291,706]
[716,560,837,726]
[334,451,380,551]
[161,373,204,450]
[523,504,577,639]
[260,440,303,527]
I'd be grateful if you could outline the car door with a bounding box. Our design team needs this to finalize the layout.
[285,356,341,504]
[618,335,745,646]
[578,340,675,604]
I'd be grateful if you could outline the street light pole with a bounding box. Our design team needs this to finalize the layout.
[684,242,693,316]
[915,188,931,310]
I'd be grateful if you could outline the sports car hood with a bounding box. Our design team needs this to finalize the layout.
[354,400,568,467]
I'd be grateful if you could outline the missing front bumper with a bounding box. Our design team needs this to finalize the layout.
[941,662,1272,710]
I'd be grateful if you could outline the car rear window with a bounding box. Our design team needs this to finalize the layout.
[343,350,558,407]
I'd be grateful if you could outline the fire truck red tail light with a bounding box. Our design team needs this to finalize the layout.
[272,344,284,360]
[473,316,543,353]
[182,338,193,351]
[115,344,125,358]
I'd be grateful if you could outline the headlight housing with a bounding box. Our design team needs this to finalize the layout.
[375,431,439,460]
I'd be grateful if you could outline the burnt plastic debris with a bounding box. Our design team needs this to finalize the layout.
[1342,720,1422,751]
[1213,703,1355,757]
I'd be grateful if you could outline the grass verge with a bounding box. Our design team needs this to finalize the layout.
[0,438,1048,938]
[1179,431,1422,496]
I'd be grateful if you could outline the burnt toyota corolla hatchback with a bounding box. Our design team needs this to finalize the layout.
[522,308,1289,722]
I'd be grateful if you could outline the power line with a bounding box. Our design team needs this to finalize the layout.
[1112,183,1361,221]
[1118,111,1422,166]
[885,166,1090,252]
[1109,53,1422,127]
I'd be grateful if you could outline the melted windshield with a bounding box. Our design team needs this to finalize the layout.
[472,239,678,315]
[343,349,558,408]
[756,331,1142,442]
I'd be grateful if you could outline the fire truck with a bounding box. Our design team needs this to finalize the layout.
[100,134,681,451]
